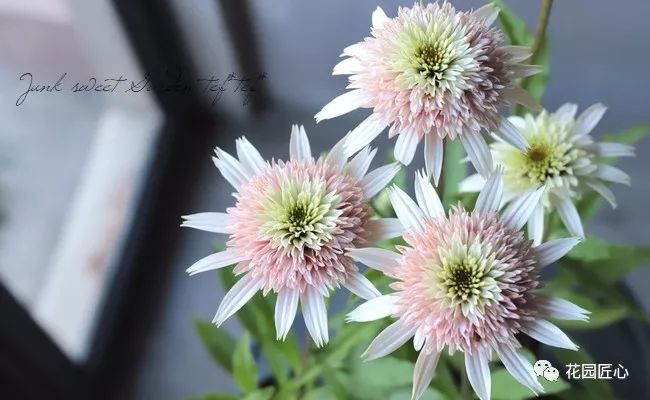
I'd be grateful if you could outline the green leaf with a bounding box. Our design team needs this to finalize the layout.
[187,394,239,400]
[442,139,467,207]
[232,332,258,393]
[491,368,569,400]
[491,0,533,46]
[195,319,236,373]
[388,388,446,400]
[303,387,336,400]
[566,236,650,283]
[242,388,274,400]
[352,357,414,389]
[601,123,650,145]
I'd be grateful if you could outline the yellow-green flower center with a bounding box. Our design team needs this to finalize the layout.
[413,42,452,84]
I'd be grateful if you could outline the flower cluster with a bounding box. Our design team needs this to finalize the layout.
[182,2,635,400]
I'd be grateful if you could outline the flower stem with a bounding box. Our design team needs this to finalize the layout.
[517,0,554,114]
[530,0,553,63]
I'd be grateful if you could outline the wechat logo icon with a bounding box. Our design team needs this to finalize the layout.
[534,359,559,382]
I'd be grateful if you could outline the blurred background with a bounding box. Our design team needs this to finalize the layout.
[0,0,648,399]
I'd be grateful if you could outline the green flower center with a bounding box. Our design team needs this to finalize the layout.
[523,139,576,185]
[413,42,452,84]
[262,177,341,253]
[440,257,489,303]
[433,238,503,315]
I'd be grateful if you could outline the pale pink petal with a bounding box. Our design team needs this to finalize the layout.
[388,186,425,230]
[186,249,245,276]
[344,114,388,156]
[474,167,503,214]
[412,349,441,400]
[394,131,419,165]
[213,274,261,326]
[522,319,579,350]
[424,133,443,185]
[275,289,299,340]
[181,212,232,234]
[414,170,445,219]
[535,237,581,268]
[315,90,368,122]
[347,294,397,322]
[527,201,544,246]
[460,133,493,177]
[289,125,312,162]
[236,136,267,175]
[301,287,329,347]
[465,348,491,400]
[537,297,590,322]
[361,163,400,199]
[361,318,417,361]
[366,218,403,241]
[495,344,544,395]
[496,118,528,151]
[554,197,584,237]
[347,247,400,272]
[347,147,377,180]
[343,271,381,300]
[501,186,544,230]
[372,6,389,28]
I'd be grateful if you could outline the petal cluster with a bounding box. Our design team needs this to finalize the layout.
[348,170,588,400]
[183,126,402,346]
[316,2,540,181]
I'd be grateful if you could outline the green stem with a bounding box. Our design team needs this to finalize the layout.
[530,0,554,63]
[517,0,554,114]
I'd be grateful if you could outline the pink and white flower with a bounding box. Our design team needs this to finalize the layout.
[347,170,588,400]
[315,2,540,183]
[182,126,402,346]
[461,103,635,243]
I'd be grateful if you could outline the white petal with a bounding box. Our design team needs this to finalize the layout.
[213,273,261,326]
[465,349,491,400]
[366,218,403,241]
[412,350,441,400]
[594,165,631,185]
[343,271,381,300]
[181,212,232,233]
[236,136,266,176]
[459,173,486,193]
[414,170,445,219]
[346,294,397,322]
[574,103,607,136]
[501,186,544,230]
[388,186,426,230]
[502,86,541,111]
[475,168,503,214]
[361,163,400,199]
[333,57,361,75]
[315,90,367,122]
[503,45,532,63]
[585,180,617,208]
[527,201,545,246]
[344,114,388,156]
[347,147,376,180]
[372,6,389,28]
[289,125,312,161]
[521,319,579,350]
[538,297,590,321]
[394,131,419,165]
[213,148,249,189]
[460,133,493,177]
[593,142,635,157]
[275,289,299,340]
[496,118,528,151]
[424,134,444,185]
[413,326,426,351]
[510,64,544,80]
[325,134,348,172]
[301,287,329,347]
[187,249,245,276]
[554,197,584,237]
[347,247,400,273]
[554,103,578,123]
[495,345,544,395]
[535,237,581,268]
[361,318,417,361]
[341,42,363,58]
[473,3,499,26]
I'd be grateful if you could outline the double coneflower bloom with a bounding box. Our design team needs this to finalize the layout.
[316,2,539,182]
[183,126,400,346]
